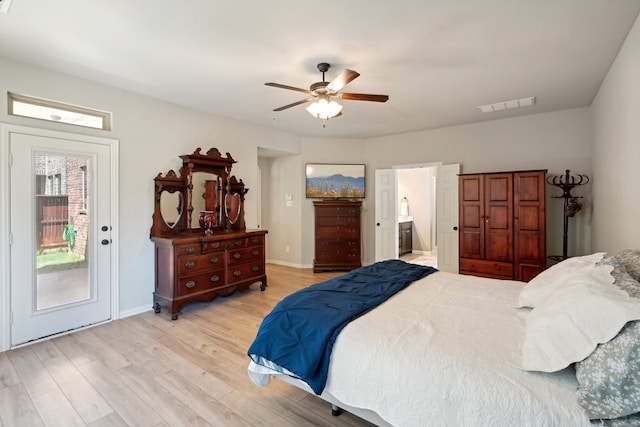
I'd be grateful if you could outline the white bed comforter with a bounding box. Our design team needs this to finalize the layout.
[249,271,591,426]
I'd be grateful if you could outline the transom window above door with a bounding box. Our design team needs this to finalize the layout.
[8,92,112,131]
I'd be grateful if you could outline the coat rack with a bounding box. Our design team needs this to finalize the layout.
[546,169,590,261]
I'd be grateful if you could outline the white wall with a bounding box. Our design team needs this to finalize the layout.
[591,14,640,254]
[0,57,300,325]
[365,108,594,263]
[261,154,305,267]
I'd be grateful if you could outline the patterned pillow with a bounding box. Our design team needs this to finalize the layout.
[575,260,640,423]
[598,413,640,427]
[616,249,640,283]
[575,320,640,420]
[599,255,640,299]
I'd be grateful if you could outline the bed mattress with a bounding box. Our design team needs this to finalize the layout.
[249,271,591,426]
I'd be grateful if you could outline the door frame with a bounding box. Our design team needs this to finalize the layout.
[374,162,459,271]
[0,124,119,352]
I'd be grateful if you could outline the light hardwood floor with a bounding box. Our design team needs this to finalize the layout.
[0,264,376,427]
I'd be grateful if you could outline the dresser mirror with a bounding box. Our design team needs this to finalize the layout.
[159,190,183,229]
[225,192,241,225]
[191,172,221,229]
[150,147,248,238]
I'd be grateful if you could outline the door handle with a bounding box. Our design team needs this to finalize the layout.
[101,225,111,231]
[453,226,458,231]
[376,223,380,226]
[101,239,111,245]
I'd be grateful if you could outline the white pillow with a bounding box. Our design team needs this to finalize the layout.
[518,261,640,372]
[518,252,606,308]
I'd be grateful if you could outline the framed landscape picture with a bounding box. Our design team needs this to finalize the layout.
[305,163,365,199]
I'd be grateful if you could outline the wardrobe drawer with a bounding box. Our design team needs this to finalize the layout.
[459,258,513,278]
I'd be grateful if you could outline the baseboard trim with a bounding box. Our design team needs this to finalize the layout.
[119,304,153,319]
[266,259,312,269]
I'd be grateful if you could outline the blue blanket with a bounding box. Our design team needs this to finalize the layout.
[247,259,437,394]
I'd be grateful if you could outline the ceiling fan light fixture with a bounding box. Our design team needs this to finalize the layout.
[306,96,343,119]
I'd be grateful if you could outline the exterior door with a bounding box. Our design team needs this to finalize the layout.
[9,128,115,346]
[374,169,397,262]
[436,163,459,272]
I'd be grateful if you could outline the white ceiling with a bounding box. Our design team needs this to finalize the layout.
[1,0,639,139]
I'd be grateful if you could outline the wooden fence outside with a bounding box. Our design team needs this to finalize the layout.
[36,195,68,250]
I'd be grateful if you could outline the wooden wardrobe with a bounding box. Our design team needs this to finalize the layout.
[458,170,546,282]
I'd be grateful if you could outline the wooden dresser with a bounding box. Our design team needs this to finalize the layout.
[458,169,546,282]
[150,147,267,319]
[313,200,362,273]
[152,230,266,320]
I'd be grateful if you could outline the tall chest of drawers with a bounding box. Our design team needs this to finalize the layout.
[152,229,267,319]
[313,200,362,273]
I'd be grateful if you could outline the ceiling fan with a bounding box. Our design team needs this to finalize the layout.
[265,63,389,120]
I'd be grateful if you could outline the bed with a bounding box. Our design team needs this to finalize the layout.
[247,251,640,426]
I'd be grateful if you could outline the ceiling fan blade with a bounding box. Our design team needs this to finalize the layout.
[273,98,315,111]
[339,93,389,102]
[326,69,360,92]
[265,82,310,94]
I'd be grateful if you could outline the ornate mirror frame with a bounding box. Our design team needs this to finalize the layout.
[150,147,248,237]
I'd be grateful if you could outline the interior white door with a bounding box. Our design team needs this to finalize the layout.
[10,130,113,346]
[375,169,397,262]
[436,163,460,272]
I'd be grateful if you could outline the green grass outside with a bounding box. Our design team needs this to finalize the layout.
[37,249,86,273]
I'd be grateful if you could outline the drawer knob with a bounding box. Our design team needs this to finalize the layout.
[233,239,243,246]
[211,242,221,248]
[251,249,259,256]
[233,270,242,277]
[210,256,220,264]
[210,275,220,282]
[185,261,196,268]
[233,252,242,259]
[185,280,196,289]
[251,265,260,272]
[186,246,196,254]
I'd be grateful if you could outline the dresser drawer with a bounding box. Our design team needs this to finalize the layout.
[228,262,264,284]
[177,269,225,296]
[177,251,224,276]
[316,216,360,226]
[316,238,359,250]
[315,206,360,217]
[227,235,264,249]
[315,226,360,238]
[315,249,360,263]
[459,258,513,278]
[228,245,263,266]
[177,241,227,256]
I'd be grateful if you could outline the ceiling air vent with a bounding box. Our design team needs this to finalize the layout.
[477,96,536,113]
[0,0,13,14]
